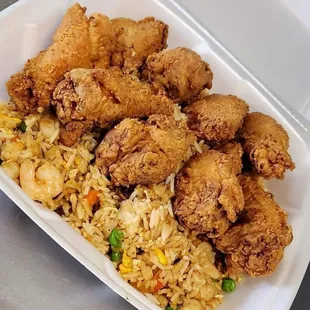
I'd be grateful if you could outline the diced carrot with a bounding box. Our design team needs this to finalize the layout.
[153,271,160,280]
[154,280,165,293]
[85,189,99,207]
[11,136,17,142]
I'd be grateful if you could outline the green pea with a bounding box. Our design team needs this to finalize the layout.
[108,229,124,248]
[110,250,122,263]
[19,121,27,133]
[165,306,175,310]
[221,277,236,293]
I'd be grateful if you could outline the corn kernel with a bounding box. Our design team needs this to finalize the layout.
[122,251,133,268]
[0,114,21,127]
[154,248,167,265]
[0,114,21,123]
[119,264,132,274]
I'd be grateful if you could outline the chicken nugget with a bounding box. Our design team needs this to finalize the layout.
[184,94,249,141]
[96,115,195,186]
[240,112,295,179]
[142,47,213,102]
[173,149,244,238]
[215,174,293,276]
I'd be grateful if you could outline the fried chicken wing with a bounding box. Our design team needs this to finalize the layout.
[142,47,213,102]
[113,17,168,72]
[52,68,175,146]
[215,174,293,277]
[7,5,168,114]
[89,14,168,73]
[184,94,249,141]
[173,149,244,238]
[89,13,118,69]
[6,4,92,114]
[240,112,295,179]
[96,115,195,186]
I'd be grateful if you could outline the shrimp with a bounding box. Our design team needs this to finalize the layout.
[2,161,20,179]
[20,159,64,202]
[39,113,59,142]
[1,141,24,161]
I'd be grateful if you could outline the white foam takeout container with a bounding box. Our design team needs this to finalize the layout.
[0,0,310,309]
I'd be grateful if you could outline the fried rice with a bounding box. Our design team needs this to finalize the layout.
[0,102,224,310]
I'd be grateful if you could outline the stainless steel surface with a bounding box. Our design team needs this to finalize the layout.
[0,192,136,310]
[0,1,309,310]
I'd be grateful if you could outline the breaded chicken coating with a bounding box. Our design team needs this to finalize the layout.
[89,13,117,69]
[214,141,244,173]
[6,4,168,114]
[52,68,175,146]
[58,121,91,147]
[215,174,293,277]
[173,149,244,238]
[96,115,195,186]
[240,112,295,179]
[6,4,92,114]
[89,14,168,73]
[142,47,213,102]
[184,94,249,141]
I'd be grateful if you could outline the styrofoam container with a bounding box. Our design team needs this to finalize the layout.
[1,1,310,309]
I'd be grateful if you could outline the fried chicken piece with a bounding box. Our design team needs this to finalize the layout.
[96,115,195,186]
[6,5,168,114]
[184,94,249,141]
[173,149,244,238]
[142,47,213,102]
[215,174,293,277]
[52,68,175,146]
[6,4,92,114]
[89,14,168,73]
[59,121,92,147]
[89,13,117,69]
[240,112,295,179]
[214,141,244,173]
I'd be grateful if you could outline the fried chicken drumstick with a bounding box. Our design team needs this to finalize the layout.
[215,174,293,277]
[184,94,249,141]
[96,115,195,186]
[6,4,168,114]
[173,148,244,238]
[52,68,175,146]
[6,4,92,114]
[142,47,213,102]
[240,112,295,179]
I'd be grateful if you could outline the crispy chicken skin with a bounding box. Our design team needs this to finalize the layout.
[52,68,175,146]
[214,142,244,173]
[184,94,249,141]
[6,4,92,114]
[59,121,91,147]
[240,112,295,179]
[89,13,117,69]
[7,4,168,114]
[215,174,293,277]
[96,115,195,186]
[142,47,213,102]
[89,14,168,73]
[173,149,244,238]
